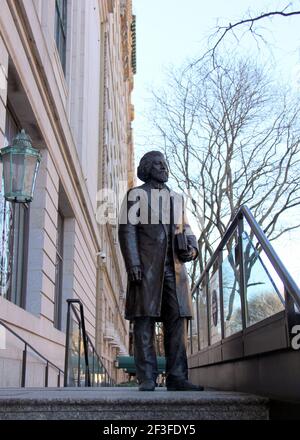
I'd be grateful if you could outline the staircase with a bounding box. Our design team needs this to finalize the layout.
[0,387,269,420]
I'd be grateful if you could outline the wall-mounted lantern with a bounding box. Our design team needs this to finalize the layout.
[0,129,41,203]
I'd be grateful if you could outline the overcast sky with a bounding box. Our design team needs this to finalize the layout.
[131,0,300,285]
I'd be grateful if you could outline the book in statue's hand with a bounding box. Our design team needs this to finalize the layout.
[176,230,188,252]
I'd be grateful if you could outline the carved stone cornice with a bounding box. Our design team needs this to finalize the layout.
[120,0,135,80]
[99,0,115,22]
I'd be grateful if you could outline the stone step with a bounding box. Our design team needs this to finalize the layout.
[0,387,269,420]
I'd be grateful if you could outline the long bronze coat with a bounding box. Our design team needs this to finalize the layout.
[118,182,198,321]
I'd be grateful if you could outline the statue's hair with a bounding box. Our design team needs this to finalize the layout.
[137,150,165,182]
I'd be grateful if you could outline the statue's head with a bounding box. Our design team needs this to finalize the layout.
[137,151,169,183]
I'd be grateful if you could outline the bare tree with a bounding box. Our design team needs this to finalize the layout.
[192,4,300,69]
[149,56,300,286]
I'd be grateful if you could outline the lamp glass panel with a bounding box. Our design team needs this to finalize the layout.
[24,155,38,197]
[11,153,25,194]
[2,153,12,195]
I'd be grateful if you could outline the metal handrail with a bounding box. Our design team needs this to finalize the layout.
[64,299,90,387]
[0,318,64,387]
[191,205,300,311]
[64,299,115,387]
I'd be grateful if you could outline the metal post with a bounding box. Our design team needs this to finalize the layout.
[205,271,211,346]
[218,251,225,340]
[57,372,61,388]
[45,362,49,387]
[92,348,95,387]
[79,303,91,387]
[21,344,27,387]
[64,300,72,387]
[237,216,248,330]
[189,314,193,355]
[85,341,90,387]
[45,362,49,388]
[77,323,82,387]
[196,287,201,351]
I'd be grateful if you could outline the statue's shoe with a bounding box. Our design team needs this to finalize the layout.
[167,380,204,391]
[139,379,156,391]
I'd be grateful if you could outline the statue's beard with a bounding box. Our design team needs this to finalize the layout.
[150,168,169,183]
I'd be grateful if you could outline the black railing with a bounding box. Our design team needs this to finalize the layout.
[64,299,115,387]
[188,205,300,355]
[0,318,64,387]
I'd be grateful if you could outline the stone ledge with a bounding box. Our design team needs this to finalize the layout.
[0,387,269,420]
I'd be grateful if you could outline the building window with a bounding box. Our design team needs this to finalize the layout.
[54,210,64,329]
[54,0,67,74]
[0,106,29,308]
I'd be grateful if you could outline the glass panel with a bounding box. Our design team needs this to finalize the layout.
[54,3,59,45]
[97,360,103,387]
[0,195,13,298]
[208,269,222,344]
[77,333,87,386]
[188,293,199,354]
[23,155,37,196]
[56,0,63,15]
[87,342,94,386]
[242,231,285,327]
[197,283,208,348]
[222,240,243,337]
[11,154,25,194]
[100,362,105,386]
[65,314,81,386]
[55,0,67,73]
[94,358,99,386]
[2,154,12,195]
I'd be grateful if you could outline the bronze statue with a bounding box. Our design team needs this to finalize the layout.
[118,151,203,391]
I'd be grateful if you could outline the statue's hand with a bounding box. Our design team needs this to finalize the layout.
[128,265,143,283]
[178,245,198,262]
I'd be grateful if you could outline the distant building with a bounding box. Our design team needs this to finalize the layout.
[0,0,135,386]
[98,0,136,383]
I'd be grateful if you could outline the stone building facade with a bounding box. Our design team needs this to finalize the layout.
[0,0,135,386]
[97,0,135,383]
